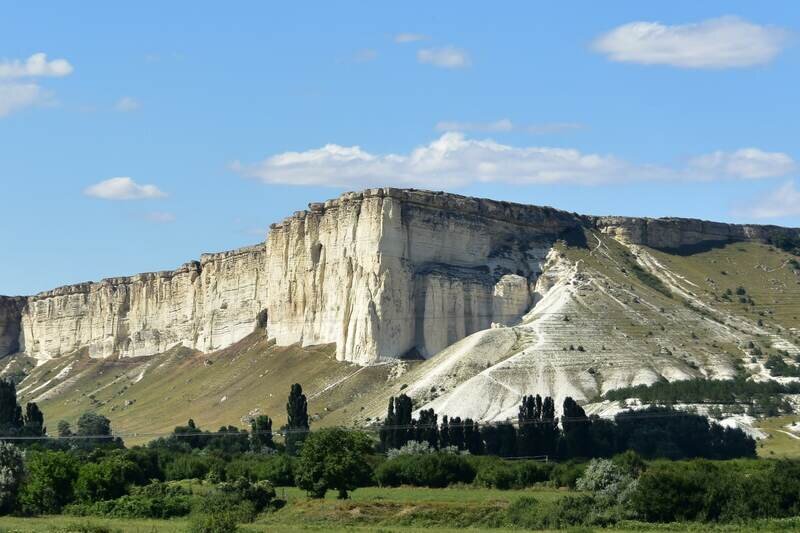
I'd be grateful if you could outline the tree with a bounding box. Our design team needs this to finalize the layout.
[57,420,72,438]
[250,415,274,451]
[0,442,24,514]
[18,450,80,514]
[295,427,373,499]
[75,412,122,448]
[0,380,24,437]
[286,384,309,455]
[23,403,45,437]
[560,397,591,458]
[415,408,438,449]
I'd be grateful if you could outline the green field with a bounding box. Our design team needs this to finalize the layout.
[2,484,800,532]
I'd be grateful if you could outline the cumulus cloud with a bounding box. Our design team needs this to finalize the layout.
[688,148,795,179]
[233,133,795,188]
[435,119,584,135]
[84,177,167,200]
[417,46,470,68]
[0,53,73,118]
[737,181,800,219]
[0,53,73,78]
[593,16,788,68]
[394,33,428,43]
[0,83,52,117]
[115,96,140,112]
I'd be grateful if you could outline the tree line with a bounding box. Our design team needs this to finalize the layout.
[379,393,756,460]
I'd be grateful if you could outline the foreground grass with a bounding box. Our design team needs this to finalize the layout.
[4,515,800,533]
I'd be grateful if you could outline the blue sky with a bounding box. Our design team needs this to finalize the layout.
[2,2,799,295]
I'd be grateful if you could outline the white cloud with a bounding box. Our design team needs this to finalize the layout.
[145,211,176,223]
[0,83,52,117]
[0,53,73,118]
[115,96,140,112]
[0,53,73,78]
[737,181,800,219]
[435,119,584,135]
[688,148,795,179]
[233,132,795,189]
[417,46,470,69]
[593,16,788,68]
[394,33,428,43]
[84,177,166,200]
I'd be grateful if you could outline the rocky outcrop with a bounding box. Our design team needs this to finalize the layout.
[592,216,794,250]
[13,245,266,361]
[2,187,798,366]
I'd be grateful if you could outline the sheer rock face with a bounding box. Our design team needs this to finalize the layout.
[264,189,581,364]
[1,188,798,366]
[13,245,267,362]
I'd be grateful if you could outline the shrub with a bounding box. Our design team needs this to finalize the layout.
[375,453,476,488]
[576,459,633,499]
[74,456,142,503]
[548,460,586,489]
[18,450,80,514]
[506,494,621,529]
[164,453,223,481]
[65,481,193,519]
[225,454,294,485]
[0,442,24,514]
[472,458,551,489]
[187,509,239,533]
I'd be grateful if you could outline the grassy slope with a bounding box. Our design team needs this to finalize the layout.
[14,334,399,445]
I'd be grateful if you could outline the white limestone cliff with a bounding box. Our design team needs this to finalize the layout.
[1,188,798,367]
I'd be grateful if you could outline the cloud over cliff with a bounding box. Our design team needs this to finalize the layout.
[233,133,795,188]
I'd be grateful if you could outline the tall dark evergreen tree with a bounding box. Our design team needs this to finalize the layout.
[0,380,24,437]
[439,415,451,448]
[449,416,465,450]
[380,397,396,451]
[517,394,540,456]
[463,418,483,455]
[540,396,559,457]
[416,408,438,449]
[250,414,274,451]
[23,402,45,437]
[286,383,309,455]
[392,394,413,449]
[560,397,589,457]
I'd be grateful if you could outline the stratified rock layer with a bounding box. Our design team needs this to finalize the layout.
[1,188,798,366]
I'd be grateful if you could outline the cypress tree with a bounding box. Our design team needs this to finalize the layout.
[250,414,274,451]
[23,402,45,437]
[286,383,309,455]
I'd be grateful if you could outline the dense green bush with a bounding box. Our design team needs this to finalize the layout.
[472,457,552,489]
[164,453,224,481]
[375,453,476,488]
[65,481,192,519]
[505,494,622,529]
[225,454,294,485]
[630,459,800,522]
[548,460,586,489]
[74,456,143,502]
[18,450,80,514]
